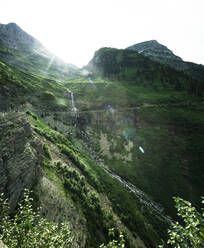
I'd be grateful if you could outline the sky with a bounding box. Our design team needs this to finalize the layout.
[0,0,204,67]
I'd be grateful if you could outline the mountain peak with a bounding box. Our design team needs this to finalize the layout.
[7,22,20,27]
[0,22,24,34]
[0,22,39,51]
[147,39,159,44]
[126,40,185,69]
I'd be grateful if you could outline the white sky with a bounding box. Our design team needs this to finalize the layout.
[0,0,204,67]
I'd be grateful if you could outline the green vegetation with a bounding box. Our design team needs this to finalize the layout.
[100,229,125,248]
[26,112,163,247]
[0,190,125,248]
[1,190,203,248]
[43,143,52,160]
[0,59,71,111]
[0,39,80,81]
[159,197,204,248]
[0,190,72,248]
[89,47,204,96]
[63,75,204,219]
[1,28,204,248]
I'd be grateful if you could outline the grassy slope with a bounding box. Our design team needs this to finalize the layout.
[0,41,80,81]
[0,59,74,112]
[82,47,204,217]
[27,112,164,248]
[64,75,204,219]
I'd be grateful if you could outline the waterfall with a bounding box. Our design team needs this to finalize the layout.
[67,90,77,112]
[66,89,78,127]
[70,92,77,112]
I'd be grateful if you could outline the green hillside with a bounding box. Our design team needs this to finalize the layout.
[0,23,80,81]
[0,24,204,248]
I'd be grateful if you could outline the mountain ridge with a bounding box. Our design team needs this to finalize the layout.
[0,23,80,81]
[126,40,204,81]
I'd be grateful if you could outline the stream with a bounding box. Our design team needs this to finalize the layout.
[80,128,173,225]
[66,89,173,225]
[102,166,172,224]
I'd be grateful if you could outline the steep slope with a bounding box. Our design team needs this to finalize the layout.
[0,23,80,81]
[0,111,169,248]
[0,112,87,247]
[1,23,204,248]
[0,59,77,112]
[74,47,204,219]
[127,40,204,82]
[62,77,204,219]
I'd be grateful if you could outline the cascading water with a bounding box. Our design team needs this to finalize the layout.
[70,92,77,112]
[102,166,172,224]
[66,90,77,112]
[66,89,78,126]
[80,129,173,225]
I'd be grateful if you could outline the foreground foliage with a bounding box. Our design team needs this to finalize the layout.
[159,197,204,248]
[0,190,72,248]
[100,229,125,248]
[0,190,125,248]
[0,188,203,248]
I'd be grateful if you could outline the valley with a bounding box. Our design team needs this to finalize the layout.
[0,23,203,248]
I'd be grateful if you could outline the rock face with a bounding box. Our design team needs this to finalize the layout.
[126,40,187,69]
[0,23,42,52]
[0,112,43,211]
[0,112,87,247]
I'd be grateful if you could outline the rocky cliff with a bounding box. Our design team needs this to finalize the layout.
[0,112,87,247]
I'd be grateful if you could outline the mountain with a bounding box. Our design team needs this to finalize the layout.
[0,23,204,248]
[0,23,80,81]
[85,46,204,216]
[127,40,204,82]
[126,40,186,69]
[87,46,204,96]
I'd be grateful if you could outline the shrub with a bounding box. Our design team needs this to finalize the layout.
[100,228,125,248]
[159,197,204,248]
[0,189,72,248]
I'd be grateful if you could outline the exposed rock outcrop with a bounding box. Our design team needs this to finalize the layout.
[0,112,87,247]
[0,112,43,211]
[126,40,188,69]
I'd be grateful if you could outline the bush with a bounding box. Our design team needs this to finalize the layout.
[159,197,204,248]
[0,189,72,248]
[100,228,125,248]
[0,190,124,248]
